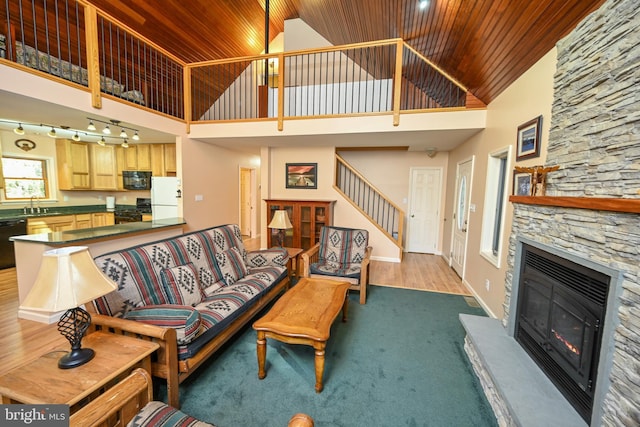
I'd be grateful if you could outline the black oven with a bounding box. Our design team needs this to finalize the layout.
[123,171,152,190]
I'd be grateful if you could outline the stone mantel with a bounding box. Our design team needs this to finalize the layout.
[509,196,640,214]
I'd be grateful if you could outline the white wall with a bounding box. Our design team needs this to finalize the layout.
[443,48,557,318]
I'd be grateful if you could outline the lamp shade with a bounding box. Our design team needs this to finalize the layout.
[268,210,293,230]
[19,246,117,312]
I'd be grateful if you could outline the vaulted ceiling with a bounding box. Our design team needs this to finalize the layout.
[86,0,605,105]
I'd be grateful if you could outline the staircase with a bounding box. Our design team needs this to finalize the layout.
[334,154,404,249]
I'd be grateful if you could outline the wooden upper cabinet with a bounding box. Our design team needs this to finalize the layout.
[115,146,126,190]
[136,145,152,171]
[89,144,118,190]
[164,144,177,175]
[150,144,165,177]
[56,139,91,190]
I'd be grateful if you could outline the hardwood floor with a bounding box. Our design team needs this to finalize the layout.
[0,245,469,377]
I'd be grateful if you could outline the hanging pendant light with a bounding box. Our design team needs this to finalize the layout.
[98,137,106,146]
[87,120,96,131]
[14,123,25,135]
[121,139,129,148]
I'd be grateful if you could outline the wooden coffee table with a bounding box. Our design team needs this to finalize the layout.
[253,277,350,392]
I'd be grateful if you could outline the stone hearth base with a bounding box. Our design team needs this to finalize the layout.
[460,314,586,427]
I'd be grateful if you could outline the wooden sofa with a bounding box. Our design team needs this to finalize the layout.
[69,368,314,427]
[87,224,290,408]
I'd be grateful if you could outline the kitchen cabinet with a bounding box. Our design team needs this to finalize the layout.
[26,212,114,234]
[75,213,93,229]
[150,144,165,177]
[92,212,115,227]
[265,199,335,250]
[27,214,76,234]
[164,144,177,176]
[115,146,126,190]
[89,144,118,190]
[124,145,151,171]
[55,139,91,190]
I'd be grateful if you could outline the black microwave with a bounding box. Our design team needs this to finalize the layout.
[123,171,152,190]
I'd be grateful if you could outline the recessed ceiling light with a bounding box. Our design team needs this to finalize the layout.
[419,0,429,10]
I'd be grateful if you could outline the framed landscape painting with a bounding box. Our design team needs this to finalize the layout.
[286,163,317,189]
[516,115,542,161]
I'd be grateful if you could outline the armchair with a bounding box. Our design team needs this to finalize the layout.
[301,226,372,304]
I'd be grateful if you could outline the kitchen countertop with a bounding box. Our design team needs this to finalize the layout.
[10,217,185,244]
[0,204,132,221]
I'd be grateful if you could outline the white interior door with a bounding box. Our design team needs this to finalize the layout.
[407,167,442,253]
[450,158,474,278]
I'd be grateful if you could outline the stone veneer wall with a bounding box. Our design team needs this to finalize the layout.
[503,0,640,425]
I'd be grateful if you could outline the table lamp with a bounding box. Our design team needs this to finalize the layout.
[268,210,293,247]
[19,246,118,369]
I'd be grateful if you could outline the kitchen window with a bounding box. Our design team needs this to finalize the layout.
[1,156,50,200]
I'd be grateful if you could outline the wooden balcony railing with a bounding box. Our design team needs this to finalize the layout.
[1,1,483,127]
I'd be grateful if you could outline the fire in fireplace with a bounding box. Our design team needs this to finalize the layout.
[515,244,610,423]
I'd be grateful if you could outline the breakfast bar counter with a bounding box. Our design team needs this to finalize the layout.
[11,218,186,324]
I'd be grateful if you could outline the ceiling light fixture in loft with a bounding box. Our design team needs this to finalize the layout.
[87,117,140,142]
[102,125,111,135]
[87,120,96,131]
[14,123,25,135]
[419,0,429,10]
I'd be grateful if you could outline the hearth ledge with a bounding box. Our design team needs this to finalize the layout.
[460,314,587,427]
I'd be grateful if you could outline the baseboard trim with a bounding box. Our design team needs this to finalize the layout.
[462,278,497,319]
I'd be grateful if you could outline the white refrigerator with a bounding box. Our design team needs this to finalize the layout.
[151,177,180,220]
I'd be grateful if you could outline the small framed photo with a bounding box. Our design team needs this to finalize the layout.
[516,115,542,161]
[286,163,317,189]
[513,171,531,196]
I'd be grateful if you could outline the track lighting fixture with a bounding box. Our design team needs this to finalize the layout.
[1,118,139,145]
[132,131,140,141]
[86,117,140,142]
[14,123,25,135]
[47,127,57,138]
[98,137,106,146]
[103,125,111,135]
[72,132,81,141]
[121,139,129,148]
[87,120,96,131]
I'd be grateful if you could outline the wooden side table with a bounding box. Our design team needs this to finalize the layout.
[285,247,303,280]
[0,331,158,412]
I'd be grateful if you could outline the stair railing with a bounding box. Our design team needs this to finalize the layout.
[334,154,404,248]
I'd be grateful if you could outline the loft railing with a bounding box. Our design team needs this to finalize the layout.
[188,39,472,130]
[0,0,185,119]
[335,154,404,248]
[0,1,479,125]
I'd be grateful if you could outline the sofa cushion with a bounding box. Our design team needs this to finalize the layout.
[160,263,204,307]
[310,262,363,279]
[245,247,289,269]
[124,305,202,345]
[127,401,216,427]
[215,247,249,286]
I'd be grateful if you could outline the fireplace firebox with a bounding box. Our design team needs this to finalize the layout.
[515,244,610,423]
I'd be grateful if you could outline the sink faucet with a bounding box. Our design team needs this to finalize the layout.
[29,196,35,214]
[36,197,41,214]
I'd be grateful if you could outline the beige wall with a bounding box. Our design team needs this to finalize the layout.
[339,150,449,254]
[261,145,402,260]
[180,137,260,233]
[443,48,556,318]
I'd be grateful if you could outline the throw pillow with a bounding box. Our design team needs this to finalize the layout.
[160,263,205,306]
[215,247,249,286]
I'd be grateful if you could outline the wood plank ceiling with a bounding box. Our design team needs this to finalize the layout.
[87,0,605,105]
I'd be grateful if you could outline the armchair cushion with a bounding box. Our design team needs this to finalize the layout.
[124,305,202,345]
[127,401,216,427]
[310,262,363,279]
[317,226,369,267]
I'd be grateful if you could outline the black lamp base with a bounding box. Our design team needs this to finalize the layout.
[58,347,95,369]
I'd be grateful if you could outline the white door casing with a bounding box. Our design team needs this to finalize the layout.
[407,167,442,253]
[450,157,474,278]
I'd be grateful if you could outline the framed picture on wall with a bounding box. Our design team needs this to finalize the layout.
[286,163,318,189]
[516,115,542,161]
[513,170,531,196]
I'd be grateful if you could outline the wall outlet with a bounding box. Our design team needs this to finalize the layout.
[485,279,490,291]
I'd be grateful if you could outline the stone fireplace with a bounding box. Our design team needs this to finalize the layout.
[463,0,640,426]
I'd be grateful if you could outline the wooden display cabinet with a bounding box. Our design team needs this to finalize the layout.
[265,199,335,250]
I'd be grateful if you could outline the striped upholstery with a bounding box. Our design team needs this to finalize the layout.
[124,305,201,345]
[126,401,216,427]
[310,226,369,278]
[160,262,205,306]
[92,224,289,358]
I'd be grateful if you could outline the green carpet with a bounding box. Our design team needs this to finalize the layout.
[159,285,498,427]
